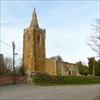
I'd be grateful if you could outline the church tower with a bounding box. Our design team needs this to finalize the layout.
[22,9,46,75]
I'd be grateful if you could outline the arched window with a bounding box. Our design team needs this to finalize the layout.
[27,32,30,47]
[69,70,71,76]
[27,32,30,41]
[37,34,40,45]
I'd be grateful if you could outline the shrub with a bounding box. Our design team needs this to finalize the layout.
[18,66,26,76]
[0,66,12,76]
[32,73,100,85]
[50,75,65,84]
[33,72,51,85]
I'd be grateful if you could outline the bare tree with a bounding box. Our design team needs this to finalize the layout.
[88,19,100,58]
[4,57,12,68]
[0,57,12,75]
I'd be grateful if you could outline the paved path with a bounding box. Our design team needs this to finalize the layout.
[0,84,100,100]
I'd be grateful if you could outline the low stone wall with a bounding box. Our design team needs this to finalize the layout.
[15,76,27,84]
[0,76,27,85]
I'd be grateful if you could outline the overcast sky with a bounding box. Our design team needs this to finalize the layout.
[0,0,99,64]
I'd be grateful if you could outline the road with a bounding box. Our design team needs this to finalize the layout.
[0,84,100,100]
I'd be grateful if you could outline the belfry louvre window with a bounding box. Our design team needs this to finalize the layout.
[27,32,30,41]
[37,34,40,45]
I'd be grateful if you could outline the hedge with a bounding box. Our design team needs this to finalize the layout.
[32,72,100,85]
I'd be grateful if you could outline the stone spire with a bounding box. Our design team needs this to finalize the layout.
[30,8,38,28]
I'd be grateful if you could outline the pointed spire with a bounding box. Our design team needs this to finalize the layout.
[30,8,38,28]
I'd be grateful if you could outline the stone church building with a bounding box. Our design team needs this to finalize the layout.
[22,9,79,76]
